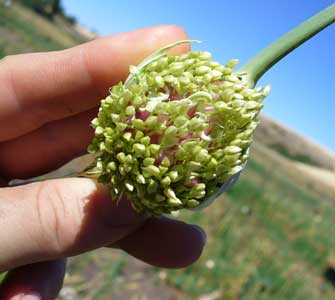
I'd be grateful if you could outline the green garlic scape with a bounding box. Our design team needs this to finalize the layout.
[86,40,270,215]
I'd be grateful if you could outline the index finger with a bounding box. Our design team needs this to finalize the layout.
[0,25,189,142]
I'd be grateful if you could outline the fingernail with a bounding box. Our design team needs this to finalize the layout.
[194,225,207,243]
[21,293,41,300]
[9,295,23,300]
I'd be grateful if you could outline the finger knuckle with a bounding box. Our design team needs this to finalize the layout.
[34,181,67,256]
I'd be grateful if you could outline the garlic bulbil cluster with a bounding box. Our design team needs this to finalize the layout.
[87,41,270,215]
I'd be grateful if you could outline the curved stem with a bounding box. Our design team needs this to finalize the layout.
[8,154,96,186]
[240,4,335,87]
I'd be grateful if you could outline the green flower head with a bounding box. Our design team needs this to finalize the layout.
[87,40,270,215]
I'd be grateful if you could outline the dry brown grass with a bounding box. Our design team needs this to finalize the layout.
[255,114,334,170]
[250,141,334,202]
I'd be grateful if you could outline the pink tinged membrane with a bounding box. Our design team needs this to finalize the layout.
[136,111,150,121]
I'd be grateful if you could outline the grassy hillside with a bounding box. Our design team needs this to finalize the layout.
[255,115,334,170]
[0,1,86,57]
[1,3,334,300]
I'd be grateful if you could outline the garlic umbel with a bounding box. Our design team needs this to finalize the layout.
[86,41,270,215]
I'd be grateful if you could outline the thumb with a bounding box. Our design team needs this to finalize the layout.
[0,178,145,272]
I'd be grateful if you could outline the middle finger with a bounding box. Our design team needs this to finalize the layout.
[0,108,97,180]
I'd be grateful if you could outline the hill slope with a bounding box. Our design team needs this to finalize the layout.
[255,114,334,170]
[0,1,86,56]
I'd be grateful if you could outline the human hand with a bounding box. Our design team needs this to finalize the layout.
[0,25,206,300]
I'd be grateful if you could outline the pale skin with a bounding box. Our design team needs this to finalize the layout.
[0,25,206,300]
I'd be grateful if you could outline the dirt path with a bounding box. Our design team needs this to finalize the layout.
[57,249,186,300]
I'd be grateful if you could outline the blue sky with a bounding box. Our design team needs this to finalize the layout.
[62,0,334,150]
